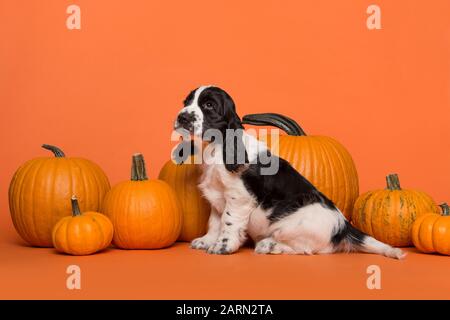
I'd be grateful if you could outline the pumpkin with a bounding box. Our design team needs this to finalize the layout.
[412,203,450,255]
[159,155,210,241]
[242,113,358,219]
[52,196,113,255]
[102,153,182,249]
[352,174,439,247]
[9,144,111,247]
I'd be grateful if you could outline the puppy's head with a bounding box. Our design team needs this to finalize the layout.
[174,86,242,138]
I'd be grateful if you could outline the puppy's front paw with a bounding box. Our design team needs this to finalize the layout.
[206,238,238,255]
[190,237,215,250]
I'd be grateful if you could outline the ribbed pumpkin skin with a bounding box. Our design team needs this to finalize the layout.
[52,211,113,255]
[352,188,438,247]
[102,180,182,249]
[412,205,450,255]
[159,158,210,242]
[9,156,110,247]
[266,134,359,219]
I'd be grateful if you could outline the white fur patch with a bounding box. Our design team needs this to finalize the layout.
[176,85,211,136]
[268,203,343,254]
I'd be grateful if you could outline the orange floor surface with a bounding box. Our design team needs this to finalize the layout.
[1,227,449,300]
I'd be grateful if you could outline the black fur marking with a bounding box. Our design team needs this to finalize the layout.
[225,222,232,226]
[223,128,248,172]
[241,155,336,223]
[225,211,231,216]
[197,87,243,133]
[331,221,366,246]
[180,86,250,172]
[219,247,230,254]
[268,242,276,252]
[196,87,247,172]
[219,239,230,254]
[183,89,196,106]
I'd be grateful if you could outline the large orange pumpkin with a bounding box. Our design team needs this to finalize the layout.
[102,153,182,249]
[159,155,210,242]
[52,196,113,255]
[352,174,438,247]
[412,203,450,255]
[9,144,110,247]
[242,113,358,219]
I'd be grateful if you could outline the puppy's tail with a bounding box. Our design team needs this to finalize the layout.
[335,221,406,260]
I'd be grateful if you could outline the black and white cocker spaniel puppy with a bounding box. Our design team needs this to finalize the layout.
[174,85,405,259]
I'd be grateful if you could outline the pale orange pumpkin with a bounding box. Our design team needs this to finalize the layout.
[159,155,210,242]
[352,174,438,247]
[102,153,182,249]
[412,203,450,255]
[9,144,110,247]
[242,113,358,219]
[52,196,113,255]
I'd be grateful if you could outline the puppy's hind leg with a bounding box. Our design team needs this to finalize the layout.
[255,238,296,255]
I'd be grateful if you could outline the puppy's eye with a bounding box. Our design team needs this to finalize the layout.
[202,101,215,110]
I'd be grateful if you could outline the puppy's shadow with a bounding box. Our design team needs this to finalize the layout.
[4,237,34,248]
[5,236,115,257]
[49,247,115,256]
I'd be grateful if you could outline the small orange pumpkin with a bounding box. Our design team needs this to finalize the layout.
[159,155,210,242]
[102,153,182,249]
[52,196,113,255]
[412,203,450,255]
[9,144,110,247]
[242,113,358,219]
[352,173,438,247]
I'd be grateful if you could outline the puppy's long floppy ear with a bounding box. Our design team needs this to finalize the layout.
[221,92,243,130]
[221,91,248,172]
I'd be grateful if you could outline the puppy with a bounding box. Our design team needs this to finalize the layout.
[174,85,405,259]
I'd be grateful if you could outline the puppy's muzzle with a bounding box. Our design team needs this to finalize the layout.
[176,111,196,131]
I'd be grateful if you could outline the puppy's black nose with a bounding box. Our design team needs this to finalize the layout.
[177,112,195,126]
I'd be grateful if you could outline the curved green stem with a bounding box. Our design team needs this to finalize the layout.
[71,195,82,216]
[242,113,306,136]
[439,203,449,216]
[386,174,401,190]
[131,153,148,181]
[42,144,66,157]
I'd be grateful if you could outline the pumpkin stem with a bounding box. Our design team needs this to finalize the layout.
[131,153,148,181]
[71,195,82,216]
[42,144,66,157]
[242,113,306,136]
[439,203,450,216]
[386,174,401,190]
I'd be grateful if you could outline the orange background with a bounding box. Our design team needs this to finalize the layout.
[0,0,449,299]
